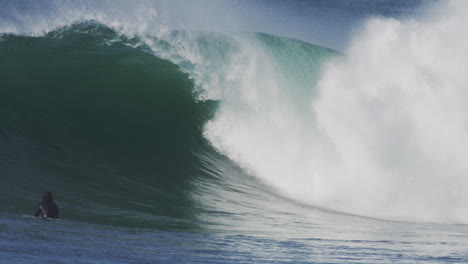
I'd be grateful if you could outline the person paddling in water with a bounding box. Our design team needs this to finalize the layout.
[34,191,59,219]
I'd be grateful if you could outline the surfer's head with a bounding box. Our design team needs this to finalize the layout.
[42,191,53,203]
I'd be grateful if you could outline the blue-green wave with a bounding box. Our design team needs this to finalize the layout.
[0,22,336,229]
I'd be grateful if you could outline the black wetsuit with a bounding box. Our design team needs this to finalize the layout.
[34,201,59,219]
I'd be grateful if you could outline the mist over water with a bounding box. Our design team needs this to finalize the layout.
[314,0,468,222]
[0,0,428,50]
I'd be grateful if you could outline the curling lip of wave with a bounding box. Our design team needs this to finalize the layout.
[0,22,338,228]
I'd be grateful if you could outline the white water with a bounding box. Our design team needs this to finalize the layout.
[205,0,468,223]
[313,0,468,222]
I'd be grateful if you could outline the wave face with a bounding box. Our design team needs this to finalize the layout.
[0,25,218,228]
[0,22,335,228]
[1,0,468,226]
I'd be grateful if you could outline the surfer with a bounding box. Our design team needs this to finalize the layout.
[34,191,59,219]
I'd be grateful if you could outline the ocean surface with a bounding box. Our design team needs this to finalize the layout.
[1,0,468,263]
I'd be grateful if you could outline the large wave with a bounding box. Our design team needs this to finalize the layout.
[1,0,467,225]
[0,22,335,228]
